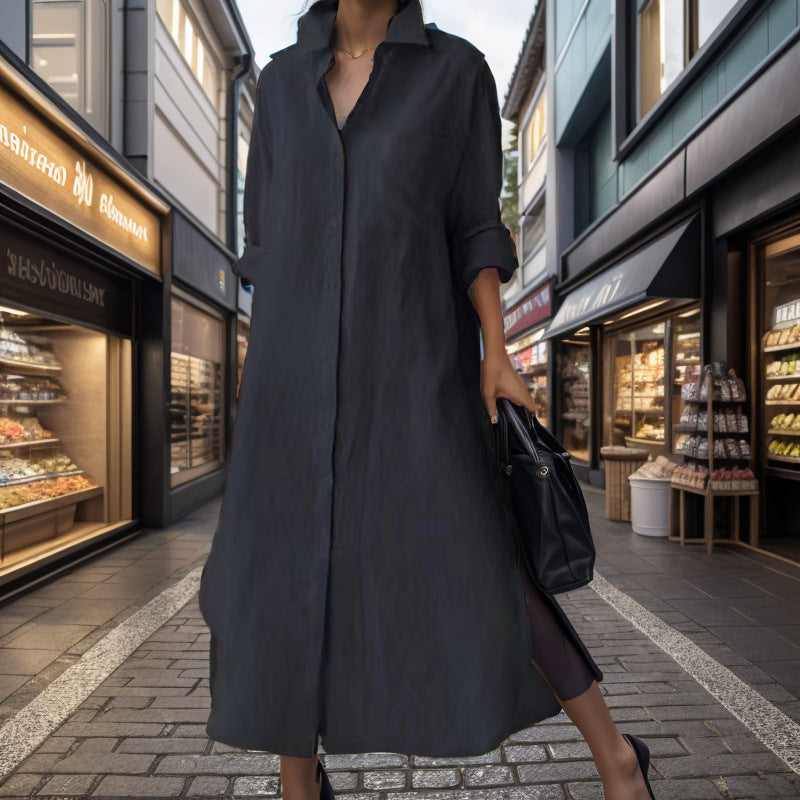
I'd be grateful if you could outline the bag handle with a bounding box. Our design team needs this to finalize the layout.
[498,398,544,465]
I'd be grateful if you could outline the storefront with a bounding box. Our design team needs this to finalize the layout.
[0,51,168,586]
[504,279,553,425]
[543,214,701,483]
[166,210,240,521]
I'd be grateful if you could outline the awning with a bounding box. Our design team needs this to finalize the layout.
[542,214,700,340]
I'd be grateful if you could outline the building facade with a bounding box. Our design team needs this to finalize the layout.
[542,0,800,563]
[502,0,554,427]
[0,0,257,589]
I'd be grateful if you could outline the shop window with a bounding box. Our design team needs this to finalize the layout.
[520,202,545,265]
[604,305,700,454]
[557,338,591,462]
[522,87,546,170]
[759,227,800,562]
[156,0,219,105]
[31,0,109,136]
[0,307,132,578]
[609,322,667,445]
[508,330,549,427]
[637,0,737,119]
[236,129,249,256]
[170,296,225,485]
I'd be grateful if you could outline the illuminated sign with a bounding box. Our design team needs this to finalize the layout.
[0,61,164,275]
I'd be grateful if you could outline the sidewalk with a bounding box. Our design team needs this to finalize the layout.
[0,487,797,799]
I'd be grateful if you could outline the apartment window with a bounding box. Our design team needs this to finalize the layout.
[637,0,737,118]
[521,202,545,264]
[31,0,109,136]
[523,88,546,169]
[156,0,219,105]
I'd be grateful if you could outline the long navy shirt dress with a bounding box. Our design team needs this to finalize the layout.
[198,0,603,759]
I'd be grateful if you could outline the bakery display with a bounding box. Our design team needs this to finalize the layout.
[0,322,101,557]
[763,324,800,464]
[170,352,222,474]
[671,365,755,492]
[613,339,666,443]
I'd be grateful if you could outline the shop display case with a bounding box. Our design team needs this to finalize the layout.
[605,309,701,455]
[558,341,590,462]
[669,364,759,553]
[0,311,130,575]
[169,296,225,486]
[611,324,666,446]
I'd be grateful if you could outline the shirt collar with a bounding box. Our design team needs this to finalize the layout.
[295,0,430,53]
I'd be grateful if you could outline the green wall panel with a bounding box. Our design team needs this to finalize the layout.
[619,0,799,197]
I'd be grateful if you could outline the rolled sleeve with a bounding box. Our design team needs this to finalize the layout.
[232,68,272,284]
[445,57,519,292]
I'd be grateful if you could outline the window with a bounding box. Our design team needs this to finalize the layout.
[156,0,219,105]
[31,0,109,136]
[637,0,737,118]
[522,88,546,169]
[520,202,545,264]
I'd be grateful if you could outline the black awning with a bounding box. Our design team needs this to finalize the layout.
[542,214,700,340]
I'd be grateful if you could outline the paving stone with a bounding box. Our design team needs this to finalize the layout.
[36,773,95,795]
[186,775,230,796]
[91,774,184,796]
[501,744,548,763]
[156,754,279,775]
[0,773,40,796]
[327,771,359,791]
[322,753,407,769]
[362,769,407,789]
[411,749,500,766]
[116,737,205,754]
[462,765,514,786]
[232,775,280,796]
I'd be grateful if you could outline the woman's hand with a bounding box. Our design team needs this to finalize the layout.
[481,347,535,423]
[466,266,534,423]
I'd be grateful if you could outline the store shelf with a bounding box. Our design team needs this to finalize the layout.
[0,398,66,405]
[683,397,747,405]
[768,453,800,464]
[766,375,800,381]
[765,400,800,405]
[764,342,800,353]
[0,484,103,523]
[767,428,800,436]
[0,438,60,450]
[0,355,61,372]
[0,469,85,487]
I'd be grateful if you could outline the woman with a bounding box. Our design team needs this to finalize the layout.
[198,1,659,799]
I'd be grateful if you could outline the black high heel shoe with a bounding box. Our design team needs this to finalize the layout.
[622,733,657,800]
[315,758,335,800]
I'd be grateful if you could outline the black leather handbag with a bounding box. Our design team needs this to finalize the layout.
[491,397,596,595]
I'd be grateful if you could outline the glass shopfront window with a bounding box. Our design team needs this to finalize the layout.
[508,329,549,427]
[557,337,591,462]
[170,296,225,485]
[604,305,701,453]
[31,0,109,136]
[0,306,132,578]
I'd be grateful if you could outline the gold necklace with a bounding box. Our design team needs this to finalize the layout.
[332,21,383,59]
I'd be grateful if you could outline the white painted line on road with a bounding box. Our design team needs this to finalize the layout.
[0,565,203,782]
[590,570,800,775]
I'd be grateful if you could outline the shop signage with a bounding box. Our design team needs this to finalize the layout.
[0,63,163,275]
[1,223,132,337]
[773,298,800,326]
[503,280,553,339]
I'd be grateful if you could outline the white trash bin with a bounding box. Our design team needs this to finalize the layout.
[627,474,671,537]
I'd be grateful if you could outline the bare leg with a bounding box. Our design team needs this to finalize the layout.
[280,754,320,800]
[522,571,652,800]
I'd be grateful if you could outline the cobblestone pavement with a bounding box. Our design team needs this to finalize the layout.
[0,487,798,799]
